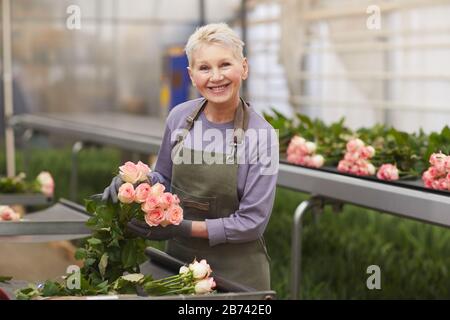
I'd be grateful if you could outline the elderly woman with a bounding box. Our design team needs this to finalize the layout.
[103,23,278,290]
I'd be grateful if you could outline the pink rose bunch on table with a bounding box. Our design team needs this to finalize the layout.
[422,152,450,191]
[0,206,20,221]
[337,138,376,176]
[286,135,325,168]
[376,164,400,181]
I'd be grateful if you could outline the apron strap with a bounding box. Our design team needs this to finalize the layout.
[177,98,250,159]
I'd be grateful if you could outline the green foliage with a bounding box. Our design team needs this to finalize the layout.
[264,111,450,178]
[0,173,41,194]
[266,188,450,299]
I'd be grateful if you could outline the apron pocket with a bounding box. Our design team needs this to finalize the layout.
[171,184,217,221]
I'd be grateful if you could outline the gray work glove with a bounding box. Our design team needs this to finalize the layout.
[127,218,192,241]
[101,172,163,203]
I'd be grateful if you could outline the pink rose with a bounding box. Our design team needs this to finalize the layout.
[145,208,165,227]
[438,178,448,190]
[367,163,376,176]
[444,156,450,171]
[287,143,296,155]
[194,278,216,294]
[377,164,399,181]
[119,161,142,184]
[429,167,444,179]
[150,183,165,197]
[344,151,360,162]
[337,160,351,173]
[166,205,183,226]
[290,136,306,147]
[36,171,54,197]
[117,182,135,204]
[136,161,151,182]
[134,183,151,203]
[346,139,364,153]
[141,195,160,213]
[287,153,298,164]
[0,206,20,221]
[431,179,440,190]
[429,152,446,166]
[159,192,175,210]
[308,154,324,168]
[360,146,375,159]
[298,143,310,156]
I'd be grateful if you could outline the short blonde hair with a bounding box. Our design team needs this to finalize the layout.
[185,23,245,67]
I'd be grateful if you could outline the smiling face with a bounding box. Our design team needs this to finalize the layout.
[188,43,248,108]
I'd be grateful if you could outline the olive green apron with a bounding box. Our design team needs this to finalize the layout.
[166,98,271,290]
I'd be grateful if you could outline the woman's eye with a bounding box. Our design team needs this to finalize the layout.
[199,66,209,71]
[221,62,231,67]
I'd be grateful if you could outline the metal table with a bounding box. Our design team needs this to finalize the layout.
[10,112,165,154]
[0,193,52,206]
[0,198,91,242]
[0,247,276,300]
[277,162,450,299]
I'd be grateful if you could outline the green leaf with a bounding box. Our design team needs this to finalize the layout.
[296,114,313,129]
[85,199,97,214]
[41,280,64,297]
[98,253,109,278]
[15,285,41,300]
[87,238,102,246]
[121,240,137,269]
[121,273,144,283]
[74,248,87,260]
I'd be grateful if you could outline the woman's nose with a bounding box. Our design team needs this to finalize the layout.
[210,69,224,81]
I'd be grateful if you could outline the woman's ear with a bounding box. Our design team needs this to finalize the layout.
[241,58,249,80]
[187,67,196,87]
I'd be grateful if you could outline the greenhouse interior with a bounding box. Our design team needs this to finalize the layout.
[1,0,450,301]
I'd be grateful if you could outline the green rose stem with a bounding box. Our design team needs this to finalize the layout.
[163,286,195,295]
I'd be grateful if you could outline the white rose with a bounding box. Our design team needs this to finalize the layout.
[194,278,216,294]
[179,266,189,275]
[189,260,211,280]
[305,141,317,154]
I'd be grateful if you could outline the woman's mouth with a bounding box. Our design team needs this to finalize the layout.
[207,83,230,94]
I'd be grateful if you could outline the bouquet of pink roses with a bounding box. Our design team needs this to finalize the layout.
[115,161,183,227]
